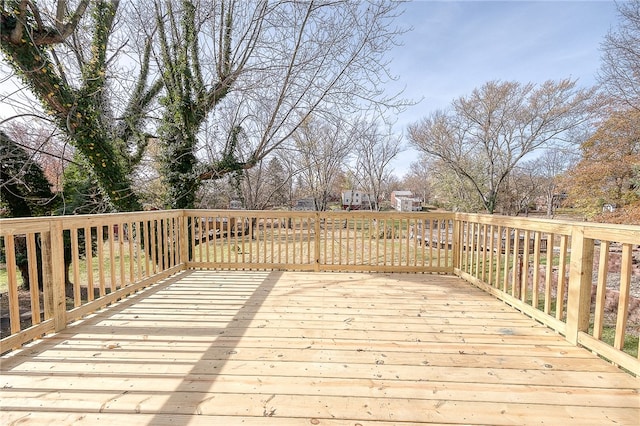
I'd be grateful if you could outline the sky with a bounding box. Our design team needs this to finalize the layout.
[387,0,621,177]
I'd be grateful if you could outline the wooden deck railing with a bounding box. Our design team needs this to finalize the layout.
[1,209,638,375]
[183,210,454,273]
[0,211,183,352]
[454,213,640,375]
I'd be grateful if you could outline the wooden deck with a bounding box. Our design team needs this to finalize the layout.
[1,270,638,425]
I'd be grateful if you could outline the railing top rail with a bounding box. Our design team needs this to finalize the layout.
[0,219,51,235]
[454,212,640,240]
[2,209,638,242]
[0,210,183,234]
[183,209,455,218]
[583,226,640,245]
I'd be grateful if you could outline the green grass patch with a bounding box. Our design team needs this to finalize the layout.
[0,267,24,293]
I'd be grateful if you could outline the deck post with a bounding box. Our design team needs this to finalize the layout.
[48,220,67,332]
[180,212,189,268]
[565,225,595,345]
[452,215,460,271]
[314,212,321,272]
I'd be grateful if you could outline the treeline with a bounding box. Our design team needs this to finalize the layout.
[404,1,639,223]
[1,0,407,216]
[1,1,638,224]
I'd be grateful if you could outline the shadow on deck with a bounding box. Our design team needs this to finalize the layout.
[1,271,638,425]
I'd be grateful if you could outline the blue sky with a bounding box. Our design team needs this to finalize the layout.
[387,0,621,177]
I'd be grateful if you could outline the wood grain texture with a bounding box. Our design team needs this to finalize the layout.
[2,270,638,425]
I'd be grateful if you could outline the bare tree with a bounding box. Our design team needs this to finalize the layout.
[152,0,407,208]
[237,155,291,211]
[499,165,539,216]
[354,120,404,210]
[262,157,290,209]
[598,0,640,111]
[1,1,163,212]
[427,158,486,212]
[292,116,353,211]
[0,129,58,217]
[408,79,595,214]
[0,121,71,192]
[527,148,576,217]
[402,159,434,206]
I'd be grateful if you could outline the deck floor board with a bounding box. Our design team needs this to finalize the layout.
[1,270,638,425]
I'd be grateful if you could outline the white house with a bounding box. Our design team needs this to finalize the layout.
[390,190,412,206]
[391,190,422,212]
[341,190,372,210]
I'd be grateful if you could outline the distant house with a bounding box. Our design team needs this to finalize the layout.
[341,190,372,210]
[293,198,316,211]
[395,196,422,212]
[390,190,421,212]
[390,191,412,206]
[229,199,244,209]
